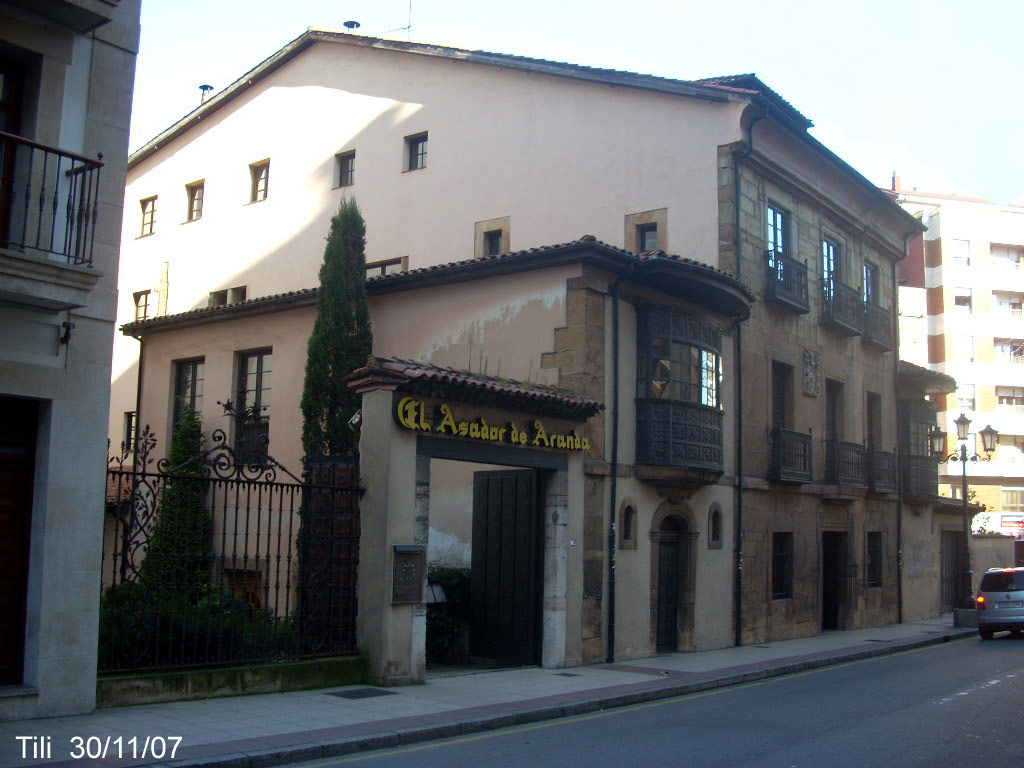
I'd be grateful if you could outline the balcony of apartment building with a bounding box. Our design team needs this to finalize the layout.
[0,130,103,311]
[862,299,894,351]
[768,426,813,483]
[991,244,1024,291]
[820,278,863,336]
[866,448,898,493]
[764,250,810,314]
[824,437,867,488]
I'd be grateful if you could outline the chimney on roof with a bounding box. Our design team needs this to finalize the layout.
[199,84,213,104]
[891,172,901,192]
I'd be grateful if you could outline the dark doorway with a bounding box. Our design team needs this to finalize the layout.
[822,531,847,631]
[655,516,686,652]
[0,396,37,685]
[941,530,963,612]
[469,470,540,667]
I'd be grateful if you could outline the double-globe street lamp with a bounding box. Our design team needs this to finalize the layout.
[930,413,998,610]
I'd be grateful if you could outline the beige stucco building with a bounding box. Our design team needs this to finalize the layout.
[0,0,140,718]
[112,30,961,683]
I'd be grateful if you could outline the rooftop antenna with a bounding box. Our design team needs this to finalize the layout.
[387,0,412,39]
[199,84,213,104]
[343,20,361,32]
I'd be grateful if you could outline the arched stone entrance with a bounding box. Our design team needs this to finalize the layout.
[650,504,698,653]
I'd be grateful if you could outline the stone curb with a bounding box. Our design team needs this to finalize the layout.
[146,629,974,768]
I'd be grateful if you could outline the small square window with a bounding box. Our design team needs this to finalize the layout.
[336,151,355,187]
[637,223,658,252]
[484,229,503,256]
[249,160,269,203]
[953,287,972,314]
[186,181,204,222]
[133,290,151,321]
[139,196,156,236]
[405,133,427,171]
[208,289,228,308]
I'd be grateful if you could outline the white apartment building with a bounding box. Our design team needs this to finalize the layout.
[896,180,1024,540]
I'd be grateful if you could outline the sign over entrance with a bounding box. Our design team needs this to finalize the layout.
[394,397,591,451]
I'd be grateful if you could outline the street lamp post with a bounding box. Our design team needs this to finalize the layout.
[930,413,998,610]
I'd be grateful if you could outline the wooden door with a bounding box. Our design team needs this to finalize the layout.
[469,470,539,667]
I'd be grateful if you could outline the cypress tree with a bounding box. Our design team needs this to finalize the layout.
[300,197,372,456]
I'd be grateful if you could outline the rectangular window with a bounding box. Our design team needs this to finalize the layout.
[994,291,1024,317]
[186,180,204,222]
[953,287,972,314]
[335,151,355,187]
[956,383,976,411]
[865,532,882,588]
[992,244,1024,267]
[952,239,971,266]
[405,133,427,171]
[766,204,788,256]
[866,392,882,450]
[997,386,1024,412]
[235,349,271,457]
[133,290,151,321]
[954,335,975,363]
[995,338,1024,362]
[825,379,844,440]
[863,261,879,305]
[771,532,793,600]
[484,229,503,256]
[173,358,205,428]
[249,160,269,202]
[123,411,137,452]
[648,337,720,407]
[1003,488,1024,513]
[822,238,841,301]
[366,256,407,279]
[140,196,156,236]
[208,289,227,308]
[637,223,658,253]
[771,361,793,429]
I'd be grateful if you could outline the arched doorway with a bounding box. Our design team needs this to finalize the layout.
[650,510,695,653]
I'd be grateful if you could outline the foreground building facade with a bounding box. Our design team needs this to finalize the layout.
[112,31,955,681]
[0,0,140,718]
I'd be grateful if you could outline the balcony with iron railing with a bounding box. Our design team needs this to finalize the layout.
[902,454,939,498]
[820,280,863,336]
[0,131,103,310]
[862,301,894,351]
[824,438,867,487]
[769,427,813,483]
[866,449,897,493]
[764,250,810,314]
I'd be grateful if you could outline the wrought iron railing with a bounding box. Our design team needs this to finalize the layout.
[821,280,863,335]
[764,250,810,313]
[825,438,866,486]
[769,427,812,483]
[901,454,938,498]
[863,302,894,350]
[866,449,897,493]
[101,420,360,674]
[0,130,102,266]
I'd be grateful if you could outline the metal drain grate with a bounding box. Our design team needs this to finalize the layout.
[555,672,581,677]
[328,688,398,699]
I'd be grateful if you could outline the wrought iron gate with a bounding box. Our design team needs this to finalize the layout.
[101,421,360,674]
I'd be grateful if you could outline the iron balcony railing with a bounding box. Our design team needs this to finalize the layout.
[764,250,810,314]
[769,427,813,483]
[901,454,939,498]
[821,280,863,336]
[866,449,898,493]
[0,130,103,266]
[825,438,867,487]
[863,301,894,351]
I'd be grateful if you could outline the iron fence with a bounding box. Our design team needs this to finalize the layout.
[0,130,102,265]
[101,422,360,674]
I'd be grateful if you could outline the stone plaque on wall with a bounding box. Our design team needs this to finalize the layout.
[802,350,820,398]
[392,545,425,604]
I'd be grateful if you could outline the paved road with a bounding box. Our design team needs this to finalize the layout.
[286,634,1024,768]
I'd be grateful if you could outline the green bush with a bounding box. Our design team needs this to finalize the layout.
[425,565,471,663]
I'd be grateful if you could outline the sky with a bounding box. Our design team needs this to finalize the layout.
[129,0,1023,205]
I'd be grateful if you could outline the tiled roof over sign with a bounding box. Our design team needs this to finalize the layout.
[346,356,604,422]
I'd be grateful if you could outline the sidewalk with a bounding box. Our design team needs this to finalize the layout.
[0,616,974,768]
